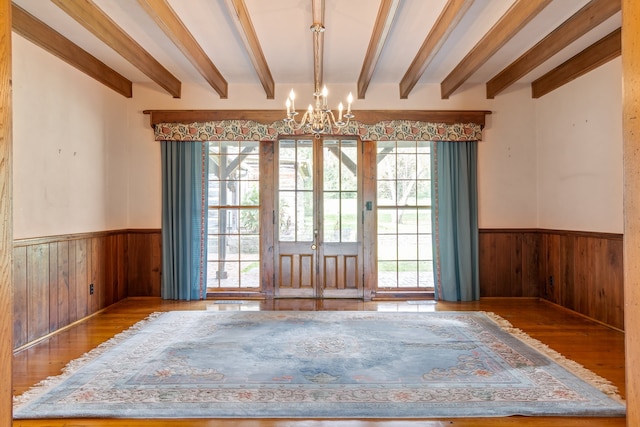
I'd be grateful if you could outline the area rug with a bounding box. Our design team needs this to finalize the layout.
[13,311,626,419]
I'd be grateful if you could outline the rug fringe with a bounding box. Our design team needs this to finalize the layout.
[13,312,165,406]
[482,311,625,403]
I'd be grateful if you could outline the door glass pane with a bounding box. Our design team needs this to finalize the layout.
[279,191,295,241]
[323,141,340,192]
[323,139,358,243]
[297,191,314,241]
[341,192,357,242]
[324,192,340,242]
[340,140,358,192]
[278,139,315,243]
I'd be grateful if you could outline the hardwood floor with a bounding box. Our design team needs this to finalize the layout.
[12,297,626,427]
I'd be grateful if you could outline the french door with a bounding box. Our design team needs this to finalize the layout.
[274,137,363,298]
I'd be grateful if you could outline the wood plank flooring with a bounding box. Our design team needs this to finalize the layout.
[12,297,626,427]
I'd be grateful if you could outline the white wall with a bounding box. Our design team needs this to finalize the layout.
[535,58,623,233]
[12,35,132,239]
[13,33,621,239]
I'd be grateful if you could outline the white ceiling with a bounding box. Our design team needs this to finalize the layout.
[11,0,622,99]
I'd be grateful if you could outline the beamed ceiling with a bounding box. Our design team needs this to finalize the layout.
[10,0,621,101]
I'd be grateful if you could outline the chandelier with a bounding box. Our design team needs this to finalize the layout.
[284,87,354,137]
[284,23,354,137]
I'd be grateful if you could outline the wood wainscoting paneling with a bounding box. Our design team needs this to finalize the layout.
[126,229,161,297]
[480,229,624,330]
[479,229,542,298]
[13,229,161,349]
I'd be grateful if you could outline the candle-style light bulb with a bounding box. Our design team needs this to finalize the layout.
[289,89,296,111]
[338,102,343,121]
[322,86,328,109]
[347,92,353,114]
[286,98,291,114]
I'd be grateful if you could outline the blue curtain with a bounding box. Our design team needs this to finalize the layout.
[161,141,208,300]
[430,141,479,301]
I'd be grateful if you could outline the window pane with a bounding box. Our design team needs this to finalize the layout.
[397,154,415,172]
[397,141,416,152]
[418,235,432,260]
[209,157,221,180]
[377,235,397,260]
[240,180,259,206]
[207,235,219,259]
[417,180,431,206]
[225,235,239,258]
[418,261,433,288]
[208,210,219,232]
[397,235,417,260]
[377,209,397,234]
[240,261,260,287]
[222,180,238,205]
[239,208,259,234]
[377,180,395,206]
[378,261,398,288]
[397,208,417,234]
[398,261,418,286]
[397,180,416,205]
[208,181,220,206]
[418,209,431,233]
[377,154,396,180]
[223,262,240,287]
[417,152,430,177]
[240,235,260,261]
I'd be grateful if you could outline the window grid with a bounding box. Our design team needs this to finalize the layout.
[376,141,433,290]
[207,141,260,290]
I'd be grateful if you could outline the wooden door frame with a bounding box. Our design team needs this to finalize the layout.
[263,136,374,299]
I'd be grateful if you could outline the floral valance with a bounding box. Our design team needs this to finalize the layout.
[154,119,482,142]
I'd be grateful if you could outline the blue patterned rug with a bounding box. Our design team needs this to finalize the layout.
[13,311,625,419]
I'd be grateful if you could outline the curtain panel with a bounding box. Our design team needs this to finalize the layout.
[431,141,479,301]
[161,141,208,300]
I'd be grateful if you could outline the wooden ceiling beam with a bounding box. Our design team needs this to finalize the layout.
[224,0,274,99]
[11,4,132,98]
[399,0,473,99]
[486,0,620,99]
[311,0,325,93]
[137,0,228,98]
[531,27,621,99]
[357,0,400,99]
[440,0,552,99]
[52,0,181,98]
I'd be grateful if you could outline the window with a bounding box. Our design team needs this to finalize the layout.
[376,141,433,290]
[207,141,260,290]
